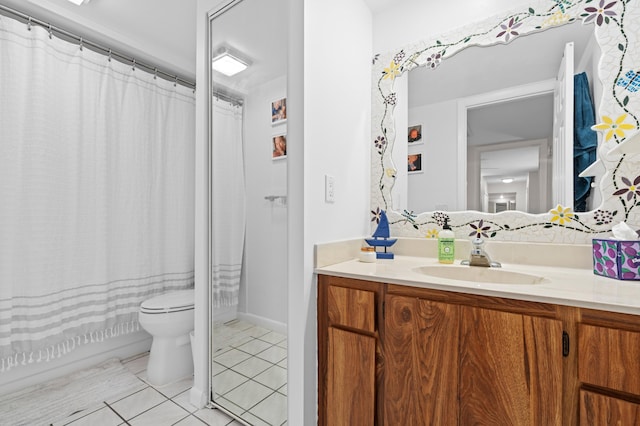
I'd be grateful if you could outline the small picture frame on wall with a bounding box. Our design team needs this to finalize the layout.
[271,97,287,125]
[408,124,422,144]
[272,133,287,160]
[408,153,422,173]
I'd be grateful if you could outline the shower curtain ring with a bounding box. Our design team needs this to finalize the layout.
[154,68,158,79]
[108,49,112,62]
[79,37,83,51]
[48,24,52,39]
[174,76,177,87]
[132,59,136,71]
[27,17,32,31]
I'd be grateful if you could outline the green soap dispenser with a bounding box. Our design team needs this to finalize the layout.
[438,219,455,264]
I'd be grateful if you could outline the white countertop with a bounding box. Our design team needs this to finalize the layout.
[315,255,640,316]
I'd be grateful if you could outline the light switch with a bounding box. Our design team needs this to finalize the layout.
[325,175,335,203]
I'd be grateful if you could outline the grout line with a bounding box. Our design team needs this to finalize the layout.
[104,401,131,425]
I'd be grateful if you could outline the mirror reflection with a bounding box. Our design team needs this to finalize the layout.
[392,20,600,215]
[208,1,288,424]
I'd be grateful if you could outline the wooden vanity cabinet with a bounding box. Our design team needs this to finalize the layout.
[383,293,460,425]
[317,275,384,426]
[318,274,640,426]
[577,309,640,425]
[319,275,567,425]
[384,285,564,426]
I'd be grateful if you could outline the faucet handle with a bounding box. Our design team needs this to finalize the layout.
[471,237,484,247]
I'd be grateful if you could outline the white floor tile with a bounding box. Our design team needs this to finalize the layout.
[277,357,287,369]
[193,406,237,425]
[277,383,287,396]
[257,331,286,345]
[231,356,272,378]
[214,397,245,418]
[239,412,271,426]
[173,415,208,425]
[255,345,287,364]
[63,405,122,426]
[213,348,252,368]
[154,376,194,399]
[172,390,199,414]
[236,339,272,355]
[109,387,166,421]
[253,365,287,391]
[212,369,249,397]
[249,391,287,426]
[223,381,272,411]
[128,400,189,425]
[212,361,227,377]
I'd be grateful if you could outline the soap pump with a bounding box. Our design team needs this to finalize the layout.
[438,219,455,264]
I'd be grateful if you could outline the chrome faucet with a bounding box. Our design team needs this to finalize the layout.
[460,238,501,268]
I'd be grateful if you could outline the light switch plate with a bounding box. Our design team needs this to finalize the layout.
[325,174,335,203]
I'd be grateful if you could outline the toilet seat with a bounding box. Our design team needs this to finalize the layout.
[140,289,194,314]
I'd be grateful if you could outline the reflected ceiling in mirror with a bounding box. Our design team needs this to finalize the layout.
[371,0,640,243]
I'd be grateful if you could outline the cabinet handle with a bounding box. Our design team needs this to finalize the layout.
[562,331,570,357]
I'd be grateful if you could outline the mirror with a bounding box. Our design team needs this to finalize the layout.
[208,1,288,424]
[393,20,598,215]
[372,1,640,243]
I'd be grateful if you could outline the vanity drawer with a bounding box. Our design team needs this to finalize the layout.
[327,285,376,332]
[578,323,640,395]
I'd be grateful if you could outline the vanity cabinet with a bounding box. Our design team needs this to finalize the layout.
[577,309,640,425]
[318,274,640,426]
[384,285,564,426]
[317,275,385,426]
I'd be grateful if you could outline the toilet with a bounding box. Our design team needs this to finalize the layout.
[138,289,195,387]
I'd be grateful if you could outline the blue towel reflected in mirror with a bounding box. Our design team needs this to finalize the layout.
[573,72,598,212]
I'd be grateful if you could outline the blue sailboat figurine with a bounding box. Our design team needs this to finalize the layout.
[365,210,397,259]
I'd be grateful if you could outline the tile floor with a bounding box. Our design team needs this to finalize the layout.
[54,320,287,426]
[211,320,287,426]
[53,352,240,426]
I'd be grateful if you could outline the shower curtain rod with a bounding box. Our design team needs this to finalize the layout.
[0,4,196,90]
[213,90,243,106]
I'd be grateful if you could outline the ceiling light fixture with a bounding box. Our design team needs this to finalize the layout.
[67,0,91,5]
[211,49,249,77]
[501,178,514,184]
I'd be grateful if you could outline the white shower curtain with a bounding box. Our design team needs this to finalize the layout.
[0,15,195,371]
[210,97,245,307]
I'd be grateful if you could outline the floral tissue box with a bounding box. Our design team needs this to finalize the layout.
[592,239,640,280]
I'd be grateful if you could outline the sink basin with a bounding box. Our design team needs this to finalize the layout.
[413,265,547,285]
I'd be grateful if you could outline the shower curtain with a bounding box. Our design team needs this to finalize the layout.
[0,15,195,371]
[210,97,245,307]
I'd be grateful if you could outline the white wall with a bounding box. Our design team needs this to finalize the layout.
[242,75,288,329]
[406,99,459,212]
[292,0,373,424]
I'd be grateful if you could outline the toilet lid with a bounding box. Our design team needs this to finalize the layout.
[140,289,195,314]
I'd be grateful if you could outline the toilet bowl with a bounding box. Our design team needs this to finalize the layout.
[138,289,195,387]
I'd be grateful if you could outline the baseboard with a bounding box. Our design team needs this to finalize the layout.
[237,312,287,335]
[0,331,152,396]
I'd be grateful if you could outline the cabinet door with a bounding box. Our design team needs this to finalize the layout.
[384,294,459,425]
[579,323,640,395]
[580,390,640,425]
[326,327,376,426]
[459,307,563,425]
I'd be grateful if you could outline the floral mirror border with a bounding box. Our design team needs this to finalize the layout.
[371,0,640,244]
